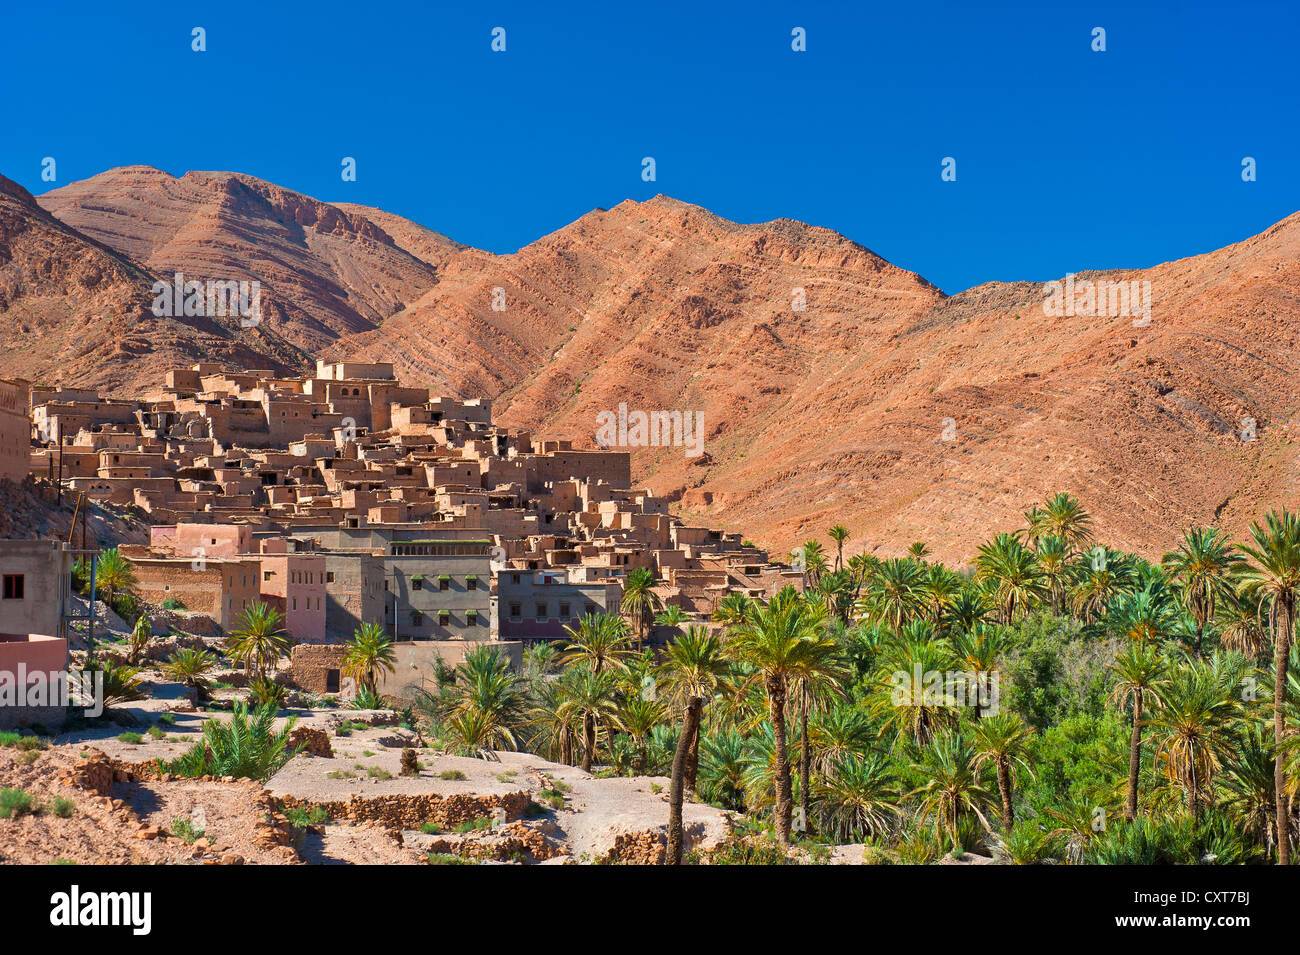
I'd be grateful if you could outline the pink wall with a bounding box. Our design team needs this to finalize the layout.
[0,634,68,677]
[175,523,253,560]
[259,554,327,643]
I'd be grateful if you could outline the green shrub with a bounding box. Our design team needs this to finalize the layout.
[170,816,205,843]
[0,789,34,818]
[117,732,143,744]
[160,598,186,610]
[161,702,301,782]
[438,769,467,781]
[50,798,77,818]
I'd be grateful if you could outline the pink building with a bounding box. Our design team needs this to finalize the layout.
[172,523,254,561]
[258,552,327,643]
[0,633,68,729]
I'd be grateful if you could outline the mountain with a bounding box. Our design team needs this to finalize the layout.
[10,164,1300,561]
[0,173,291,390]
[38,166,445,360]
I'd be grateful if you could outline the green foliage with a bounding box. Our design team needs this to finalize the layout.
[162,702,301,782]
[0,788,34,818]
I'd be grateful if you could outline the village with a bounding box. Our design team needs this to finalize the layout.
[3,358,799,705]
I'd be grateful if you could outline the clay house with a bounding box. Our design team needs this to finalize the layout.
[495,567,622,643]
[127,555,261,632]
[0,540,75,639]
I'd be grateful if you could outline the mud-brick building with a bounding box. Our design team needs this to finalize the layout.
[127,556,261,632]
[0,378,29,482]
[495,568,622,643]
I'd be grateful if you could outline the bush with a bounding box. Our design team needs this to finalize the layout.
[284,805,329,829]
[161,702,301,782]
[438,769,467,781]
[248,676,287,711]
[0,789,34,818]
[49,797,76,818]
[160,598,186,611]
[170,816,205,843]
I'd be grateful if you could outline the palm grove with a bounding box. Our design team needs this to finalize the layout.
[76,495,1300,864]
[396,494,1300,864]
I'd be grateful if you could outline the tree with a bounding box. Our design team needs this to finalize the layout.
[727,591,836,844]
[970,712,1035,830]
[95,548,137,609]
[812,754,900,842]
[161,647,218,699]
[712,592,755,629]
[555,662,621,773]
[858,557,924,629]
[342,622,396,696]
[1238,509,1300,864]
[561,613,633,674]
[451,644,527,753]
[1109,641,1168,821]
[125,614,152,665]
[975,534,1045,623]
[1037,491,1094,554]
[619,568,662,651]
[225,602,290,683]
[1147,655,1244,822]
[828,525,850,572]
[1162,527,1243,656]
[662,626,729,864]
[909,732,995,846]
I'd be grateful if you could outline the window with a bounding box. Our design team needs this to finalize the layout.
[585,604,597,616]
[411,611,423,626]
[325,669,341,693]
[437,612,449,626]
[412,577,422,591]
[292,598,297,611]
[263,571,272,581]
[511,573,520,584]
[3,575,24,600]
[467,577,477,590]
[326,572,335,583]
[509,603,521,618]
[536,603,547,620]
[439,578,450,591]
[559,602,571,617]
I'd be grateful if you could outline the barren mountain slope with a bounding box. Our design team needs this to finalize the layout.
[38,166,443,360]
[0,174,295,391]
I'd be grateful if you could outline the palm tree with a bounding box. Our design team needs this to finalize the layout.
[1109,641,1168,820]
[561,612,633,674]
[791,634,849,828]
[1038,491,1094,553]
[225,602,291,683]
[1216,586,1268,661]
[975,534,1045,623]
[125,614,152,665]
[712,592,755,629]
[828,525,850,572]
[556,662,621,773]
[1162,527,1243,656]
[342,622,396,695]
[812,754,900,842]
[161,647,218,699]
[909,732,996,845]
[95,547,137,609]
[1070,546,1136,622]
[727,591,836,844]
[619,568,662,651]
[662,626,729,863]
[1106,585,1178,645]
[1035,535,1071,615]
[697,729,748,811]
[858,557,924,629]
[1147,655,1244,822]
[1238,508,1300,864]
[653,605,690,639]
[970,712,1035,830]
[867,634,960,747]
[451,644,527,753]
[908,541,931,561]
[618,695,665,774]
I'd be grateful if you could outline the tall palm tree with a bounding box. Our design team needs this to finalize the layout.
[1070,546,1136,623]
[970,712,1035,830]
[225,602,291,683]
[727,592,837,844]
[866,631,960,746]
[1034,535,1071,615]
[1147,655,1244,822]
[453,644,527,752]
[1215,586,1268,661]
[828,525,849,572]
[561,613,633,674]
[795,539,828,589]
[1109,641,1168,821]
[1238,508,1300,864]
[858,557,924,629]
[618,695,665,774]
[342,621,396,695]
[619,567,662,651]
[791,635,849,828]
[1162,527,1243,656]
[662,626,729,864]
[1106,585,1179,645]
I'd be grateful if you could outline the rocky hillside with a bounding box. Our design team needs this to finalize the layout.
[11,165,1300,561]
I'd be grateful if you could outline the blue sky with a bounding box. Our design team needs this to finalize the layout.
[2,0,1296,293]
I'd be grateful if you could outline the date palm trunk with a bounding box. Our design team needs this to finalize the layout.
[667,695,703,865]
[1127,688,1143,822]
[1273,603,1292,865]
[769,677,793,845]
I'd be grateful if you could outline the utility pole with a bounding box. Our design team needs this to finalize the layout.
[55,421,62,507]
